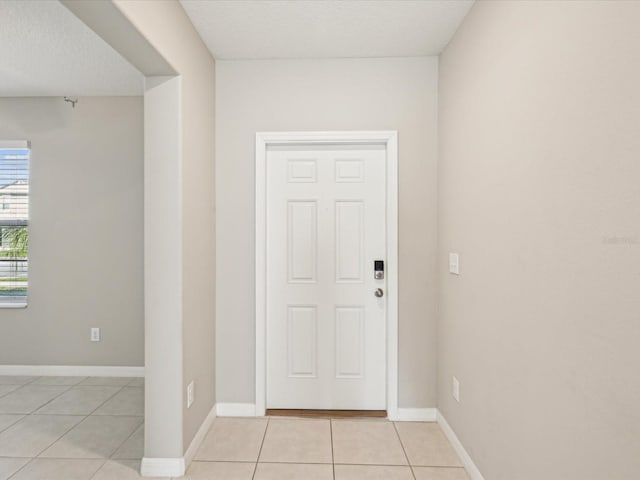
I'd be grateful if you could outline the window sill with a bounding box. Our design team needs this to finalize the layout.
[0,303,27,309]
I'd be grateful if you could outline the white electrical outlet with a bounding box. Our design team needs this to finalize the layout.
[452,376,460,403]
[90,328,101,342]
[187,381,195,408]
[449,253,460,275]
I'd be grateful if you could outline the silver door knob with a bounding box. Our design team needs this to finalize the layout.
[374,288,384,298]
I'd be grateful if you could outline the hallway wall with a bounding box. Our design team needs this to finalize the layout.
[438,1,640,479]
[216,57,439,408]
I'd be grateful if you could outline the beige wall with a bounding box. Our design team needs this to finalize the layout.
[112,0,217,454]
[216,57,439,408]
[65,0,217,461]
[438,1,640,479]
[0,96,143,367]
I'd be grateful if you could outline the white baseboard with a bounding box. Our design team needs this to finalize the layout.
[141,403,217,478]
[184,403,217,467]
[216,403,257,417]
[140,457,184,478]
[388,407,437,422]
[0,365,145,377]
[437,410,485,480]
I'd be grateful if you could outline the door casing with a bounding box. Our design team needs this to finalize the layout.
[255,131,398,417]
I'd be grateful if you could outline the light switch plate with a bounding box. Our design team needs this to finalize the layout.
[449,253,460,275]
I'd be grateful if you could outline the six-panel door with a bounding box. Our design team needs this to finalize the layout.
[266,144,387,410]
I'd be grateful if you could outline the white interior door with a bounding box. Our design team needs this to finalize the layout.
[266,143,387,410]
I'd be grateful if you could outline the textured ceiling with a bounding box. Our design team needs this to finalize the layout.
[181,0,475,59]
[0,0,143,97]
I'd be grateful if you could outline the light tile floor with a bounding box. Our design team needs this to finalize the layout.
[189,417,469,480]
[0,376,144,480]
[0,376,469,480]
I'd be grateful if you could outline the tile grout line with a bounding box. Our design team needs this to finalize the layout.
[0,414,24,435]
[2,378,133,479]
[6,456,35,480]
[29,382,125,435]
[251,416,270,480]
[11,382,82,462]
[87,458,110,480]
[7,458,109,480]
[107,419,144,461]
[30,383,76,412]
[0,377,142,480]
[39,383,125,417]
[392,421,417,480]
[5,382,76,416]
[84,384,127,416]
[189,459,423,467]
[31,384,136,463]
[329,419,335,480]
[0,385,23,401]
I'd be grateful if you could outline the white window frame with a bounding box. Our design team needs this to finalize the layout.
[0,140,30,308]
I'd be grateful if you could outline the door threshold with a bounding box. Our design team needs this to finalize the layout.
[266,409,387,419]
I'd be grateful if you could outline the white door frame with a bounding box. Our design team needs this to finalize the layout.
[255,131,398,417]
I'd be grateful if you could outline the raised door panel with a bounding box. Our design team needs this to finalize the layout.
[287,201,317,283]
[335,307,364,378]
[335,201,364,283]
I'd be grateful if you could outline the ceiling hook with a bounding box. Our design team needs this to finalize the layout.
[63,96,78,108]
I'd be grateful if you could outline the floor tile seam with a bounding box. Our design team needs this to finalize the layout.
[31,454,116,460]
[190,459,463,468]
[126,378,143,387]
[29,413,96,417]
[0,386,22,400]
[0,377,99,387]
[33,377,87,387]
[251,416,270,480]
[194,459,415,467]
[5,455,34,480]
[191,460,256,464]
[0,415,24,435]
[190,459,451,468]
[4,456,106,480]
[85,385,128,416]
[36,414,143,460]
[8,457,109,480]
[13,383,76,415]
[329,419,335,480]
[258,460,334,465]
[27,413,90,459]
[21,385,125,450]
[29,384,133,417]
[413,466,467,469]
[392,422,416,480]
[88,458,110,480]
[91,386,144,417]
[78,382,131,388]
[107,418,145,460]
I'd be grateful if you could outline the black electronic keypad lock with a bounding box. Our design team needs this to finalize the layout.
[374,260,384,280]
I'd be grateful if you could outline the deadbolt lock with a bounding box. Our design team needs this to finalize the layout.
[374,260,384,280]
